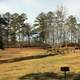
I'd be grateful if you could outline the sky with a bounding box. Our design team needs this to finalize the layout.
[0,0,80,23]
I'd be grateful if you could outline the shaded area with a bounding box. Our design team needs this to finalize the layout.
[19,72,60,80]
[0,53,57,64]
[19,72,80,80]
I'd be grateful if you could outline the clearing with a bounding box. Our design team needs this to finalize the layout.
[0,48,80,80]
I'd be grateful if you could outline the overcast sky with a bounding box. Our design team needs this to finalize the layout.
[0,0,80,23]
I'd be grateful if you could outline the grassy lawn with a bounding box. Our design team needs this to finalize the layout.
[0,48,47,60]
[0,48,80,80]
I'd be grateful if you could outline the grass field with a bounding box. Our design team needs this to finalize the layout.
[0,48,80,80]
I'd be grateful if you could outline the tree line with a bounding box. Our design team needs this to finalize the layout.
[0,6,80,49]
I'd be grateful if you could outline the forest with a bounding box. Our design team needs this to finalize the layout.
[0,6,80,50]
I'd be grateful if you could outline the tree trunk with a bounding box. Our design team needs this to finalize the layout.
[0,25,4,50]
[28,34,30,47]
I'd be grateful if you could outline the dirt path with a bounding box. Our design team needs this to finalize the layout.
[0,53,57,64]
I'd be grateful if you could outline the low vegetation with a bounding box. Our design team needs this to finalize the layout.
[0,48,80,80]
